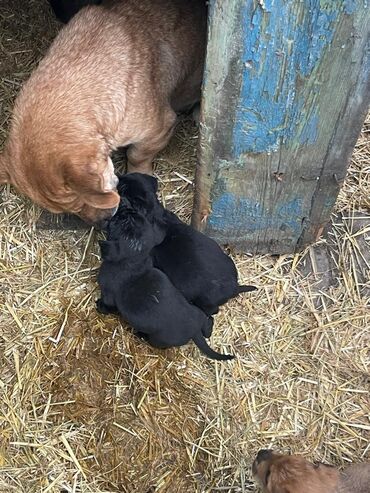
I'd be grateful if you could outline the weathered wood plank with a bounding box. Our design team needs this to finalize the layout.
[193,0,370,254]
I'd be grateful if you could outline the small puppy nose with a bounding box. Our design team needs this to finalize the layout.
[256,449,273,463]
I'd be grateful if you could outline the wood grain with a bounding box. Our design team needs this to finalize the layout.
[192,0,370,254]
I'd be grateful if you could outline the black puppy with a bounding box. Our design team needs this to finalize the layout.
[48,0,102,23]
[97,193,234,361]
[116,173,256,316]
[153,210,257,315]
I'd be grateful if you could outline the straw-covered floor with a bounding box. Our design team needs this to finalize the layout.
[0,1,369,492]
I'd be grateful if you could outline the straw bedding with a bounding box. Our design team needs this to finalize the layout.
[0,1,369,492]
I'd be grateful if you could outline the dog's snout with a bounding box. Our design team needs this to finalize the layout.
[256,449,273,463]
[78,204,117,229]
[94,209,116,230]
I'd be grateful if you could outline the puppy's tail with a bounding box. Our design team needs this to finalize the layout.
[192,332,234,361]
[238,284,257,294]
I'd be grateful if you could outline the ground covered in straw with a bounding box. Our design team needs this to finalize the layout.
[0,1,369,492]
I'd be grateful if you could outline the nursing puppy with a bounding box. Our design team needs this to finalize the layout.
[116,173,257,316]
[0,0,206,226]
[252,449,370,493]
[48,0,102,23]
[97,192,234,361]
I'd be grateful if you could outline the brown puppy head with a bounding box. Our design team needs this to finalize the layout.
[252,450,339,493]
[0,136,120,227]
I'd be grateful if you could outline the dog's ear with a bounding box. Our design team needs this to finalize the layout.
[64,152,118,195]
[267,468,292,493]
[141,174,158,193]
[267,460,303,493]
[117,173,158,207]
[84,190,120,209]
[0,152,10,184]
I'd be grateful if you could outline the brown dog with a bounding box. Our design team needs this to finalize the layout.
[0,0,206,225]
[253,449,370,493]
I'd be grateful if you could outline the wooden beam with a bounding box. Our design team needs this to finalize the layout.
[193,0,370,254]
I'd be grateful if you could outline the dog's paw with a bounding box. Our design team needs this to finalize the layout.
[135,331,149,341]
[202,316,214,338]
[96,299,112,314]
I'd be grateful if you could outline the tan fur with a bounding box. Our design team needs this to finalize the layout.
[0,0,206,224]
[340,463,370,493]
[253,451,370,493]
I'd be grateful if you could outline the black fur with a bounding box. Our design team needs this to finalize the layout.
[97,192,234,361]
[117,173,257,317]
[152,210,257,315]
[48,0,102,23]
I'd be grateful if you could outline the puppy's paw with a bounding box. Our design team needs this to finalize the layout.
[202,316,214,338]
[203,305,219,317]
[135,331,149,341]
[96,298,113,314]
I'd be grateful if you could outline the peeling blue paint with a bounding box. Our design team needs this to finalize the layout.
[300,110,319,145]
[344,0,356,15]
[232,0,352,156]
[208,192,304,236]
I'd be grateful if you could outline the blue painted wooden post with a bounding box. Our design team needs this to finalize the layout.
[193,0,370,254]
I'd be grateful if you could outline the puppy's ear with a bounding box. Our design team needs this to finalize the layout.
[0,152,10,184]
[84,190,120,209]
[267,463,295,493]
[141,174,158,193]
